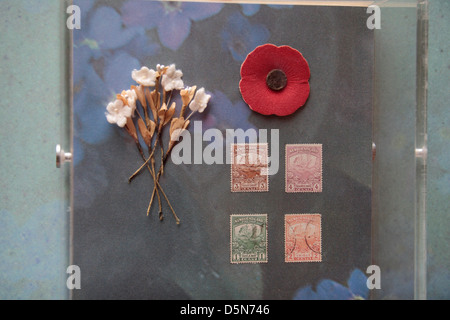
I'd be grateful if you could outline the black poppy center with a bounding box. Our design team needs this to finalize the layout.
[266,69,287,91]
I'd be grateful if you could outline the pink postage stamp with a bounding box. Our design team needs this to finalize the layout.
[231,143,269,192]
[285,144,322,193]
[285,214,322,263]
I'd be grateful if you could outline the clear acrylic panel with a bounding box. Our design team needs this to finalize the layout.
[60,0,428,300]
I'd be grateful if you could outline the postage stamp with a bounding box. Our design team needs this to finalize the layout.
[230,214,268,264]
[285,144,322,193]
[285,214,322,263]
[231,143,269,192]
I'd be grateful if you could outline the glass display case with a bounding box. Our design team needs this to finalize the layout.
[57,0,428,300]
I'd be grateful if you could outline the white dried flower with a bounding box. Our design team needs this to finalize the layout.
[180,86,196,107]
[121,89,137,114]
[161,64,184,92]
[132,66,157,87]
[189,88,211,113]
[105,99,133,128]
[156,64,166,73]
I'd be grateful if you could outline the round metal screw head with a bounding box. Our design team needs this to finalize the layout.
[56,145,72,168]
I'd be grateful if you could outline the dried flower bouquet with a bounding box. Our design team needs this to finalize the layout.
[106,64,211,224]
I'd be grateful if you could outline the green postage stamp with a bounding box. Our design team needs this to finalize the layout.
[230,214,268,264]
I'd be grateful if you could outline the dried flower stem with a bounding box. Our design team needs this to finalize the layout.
[129,125,178,223]
[166,90,174,108]
[155,178,180,224]
[160,139,165,176]
[128,135,160,182]
[149,156,162,219]
[162,90,167,106]
[135,108,145,123]
[147,141,176,212]
[185,110,196,122]
[133,141,163,215]
[135,138,180,223]
[128,104,173,182]
[180,105,188,119]
[145,154,180,224]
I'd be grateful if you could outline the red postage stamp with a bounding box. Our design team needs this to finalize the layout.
[285,144,322,193]
[285,214,322,263]
[231,143,269,192]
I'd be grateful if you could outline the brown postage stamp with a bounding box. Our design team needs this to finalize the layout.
[231,143,269,192]
[285,144,322,193]
[285,214,322,263]
[230,214,268,264]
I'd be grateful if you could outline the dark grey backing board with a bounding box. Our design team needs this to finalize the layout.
[72,1,373,300]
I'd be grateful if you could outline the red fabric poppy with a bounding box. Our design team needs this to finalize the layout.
[239,44,311,116]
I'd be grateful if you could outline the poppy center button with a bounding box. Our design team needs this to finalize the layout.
[266,69,287,91]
